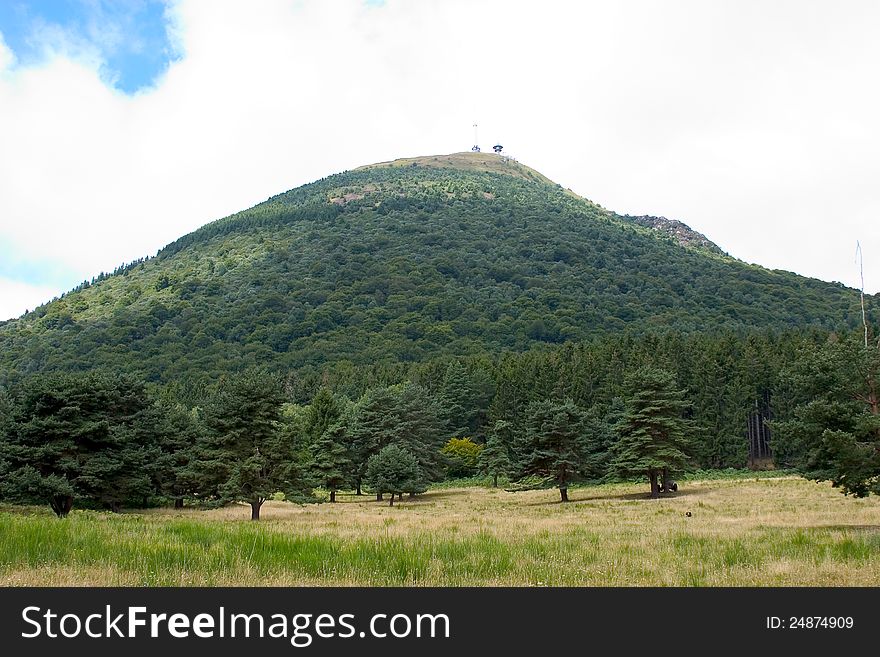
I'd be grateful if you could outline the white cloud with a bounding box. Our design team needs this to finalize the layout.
[0,0,878,323]
[0,31,14,71]
[0,278,61,321]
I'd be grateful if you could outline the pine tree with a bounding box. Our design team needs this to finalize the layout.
[396,382,446,484]
[774,336,880,497]
[306,387,341,445]
[611,367,694,498]
[310,423,352,502]
[365,444,423,506]
[478,421,513,487]
[0,372,158,516]
[580,402,621,481]
[154,400,202,508]
[348,386,400,496]
[519,399,587,502]
[199,370,311,520]
[439,360,486,438]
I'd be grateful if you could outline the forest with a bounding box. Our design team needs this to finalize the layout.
[2,327,877,518]
[0,159,871,387]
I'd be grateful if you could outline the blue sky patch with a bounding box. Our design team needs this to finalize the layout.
[0,0,177,93]
[0,241,83,291]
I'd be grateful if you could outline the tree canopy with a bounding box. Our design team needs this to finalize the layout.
[611,367,694,498]
[365,444,424,506]
[0,158,870,389]
[197,370,312,519]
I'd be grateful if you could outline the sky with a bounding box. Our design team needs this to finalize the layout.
[0,0,878,321]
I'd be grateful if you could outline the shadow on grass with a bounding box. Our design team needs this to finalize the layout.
[520,486,711,506]
[331,488,471,505]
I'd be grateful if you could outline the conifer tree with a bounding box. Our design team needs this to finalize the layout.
[0,372,158,516]
[439,360,482,438]
[348,386,400,496]
[154,400,202,508]
[0,390,11,500]
[396,382,446,484]
[199,370,311,520]
[580,402,621,481]
[611,367,693,498]
[478,421,513,487]
[310,423,352,502]
[306,387,341,445]
[365,444,423,506]
[519,399,587,502]
[774,336,880,497]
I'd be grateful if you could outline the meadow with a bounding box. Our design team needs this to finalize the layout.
[2,474,879,586]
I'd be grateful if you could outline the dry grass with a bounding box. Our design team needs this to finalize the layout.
[354,152,556,185]
[2,475,880,586]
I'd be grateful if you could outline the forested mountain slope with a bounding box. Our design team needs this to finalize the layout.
[0,152,870,385]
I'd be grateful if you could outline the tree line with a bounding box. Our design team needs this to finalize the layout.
[1,329,877,517]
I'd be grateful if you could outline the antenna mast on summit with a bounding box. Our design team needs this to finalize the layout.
[857,240,868,348]
[472,123,480,152]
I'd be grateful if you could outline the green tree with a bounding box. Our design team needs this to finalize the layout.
[581,405,619,481]
[774,336,880,497]
[365,444,423,506]
[396,382,446,484]
[305,387,341,444]
[310,423,352,502]
[348,386,400,496]
[439,361,481,438]
[611,367,694,498]
[0,372,158,516]
[153,399,202,508]
[519,399,587,502]
[478,420,513,486]
[440,437,483,477]
[0,388,13,500]
[348,383,444,497]
[200,370,311,520]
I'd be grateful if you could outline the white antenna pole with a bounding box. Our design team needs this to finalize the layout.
[857,240,868,348]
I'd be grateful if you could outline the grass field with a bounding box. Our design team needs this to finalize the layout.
[2,475,880,586]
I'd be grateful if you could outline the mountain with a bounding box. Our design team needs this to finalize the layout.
[0,152,870,386]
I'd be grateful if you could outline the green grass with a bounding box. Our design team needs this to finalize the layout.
[2,474,879,586]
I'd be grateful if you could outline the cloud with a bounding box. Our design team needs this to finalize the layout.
[0,278,62,321]
[0,0,878,322]
[0,31,13,70]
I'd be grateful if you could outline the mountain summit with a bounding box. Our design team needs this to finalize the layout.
[0,152,866,384]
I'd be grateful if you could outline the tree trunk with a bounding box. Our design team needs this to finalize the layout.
[649,470,660,499]
[110,501,121,514]
[376,492,383,501]
[660,468,669,493]
[329,490,336,503]
[174,497,184,509]
[250,500,262,521]
[356,480,362,496]
[560,487,569,502]
[389,494,394,507]
[493,473,498,488]
[50,495,73,518]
